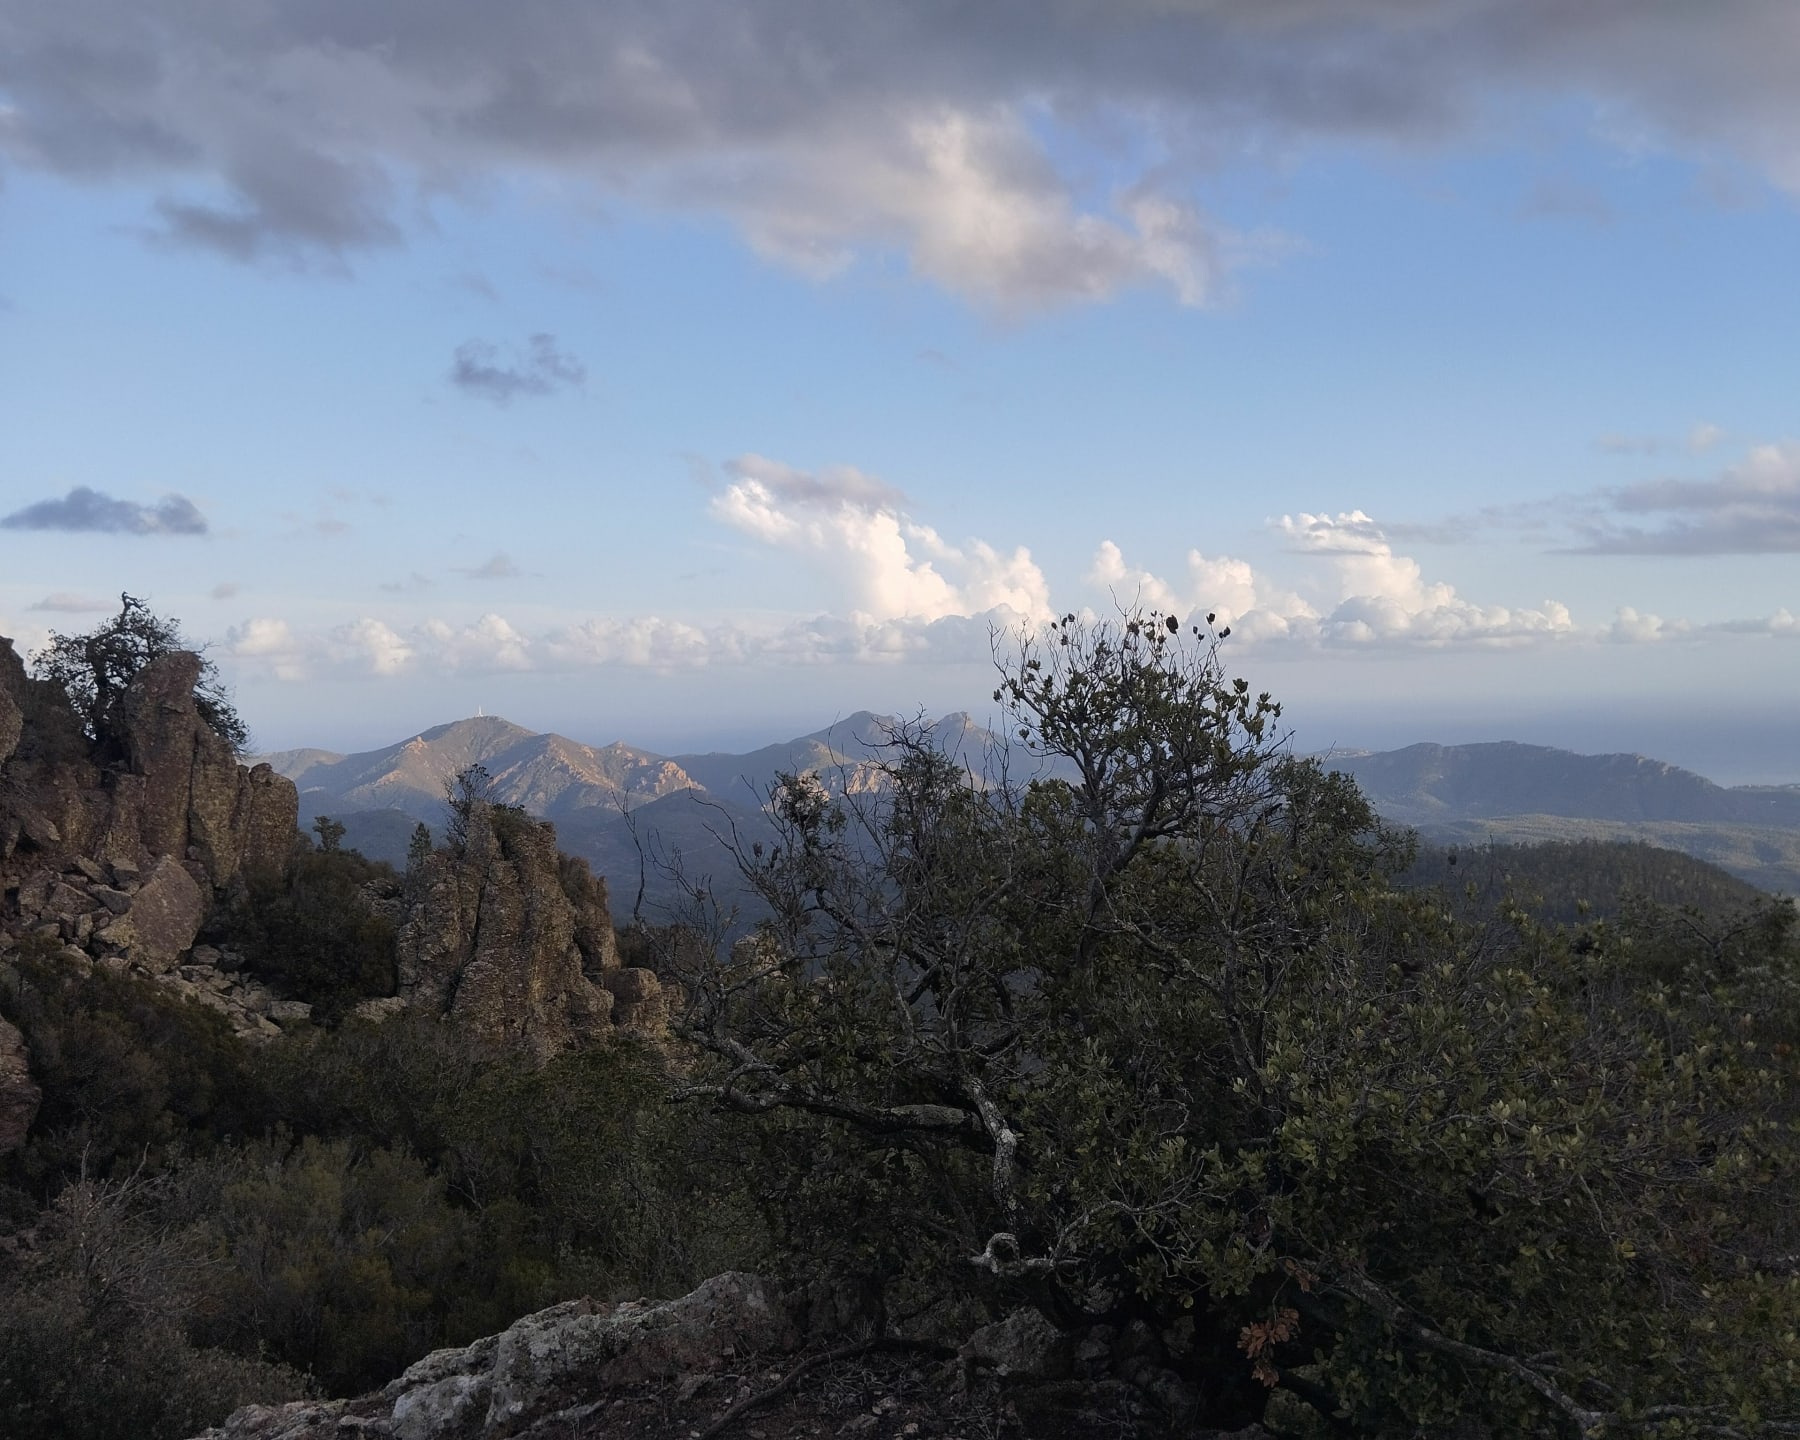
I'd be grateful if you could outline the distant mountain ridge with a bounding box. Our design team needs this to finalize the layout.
[1324,741,1800,828]
[255,721,1800,901]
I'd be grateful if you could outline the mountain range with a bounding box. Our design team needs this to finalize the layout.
[258,712,1000,919]
[255,717,1800,908]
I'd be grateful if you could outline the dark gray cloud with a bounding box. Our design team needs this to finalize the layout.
[1,486,209,534]
[6,3,1799,306]
[28,592,112,612]
[1568,441,1800,554]
[450,334,586,403]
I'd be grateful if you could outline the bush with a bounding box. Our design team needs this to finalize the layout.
[242,1010,766,1369]
[0,1173,306,1440]
[224,845,399,1013]
[185,1134,477,1395]
[0,940,265,1198]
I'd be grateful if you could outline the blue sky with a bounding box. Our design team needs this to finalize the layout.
[2,3,1797,779]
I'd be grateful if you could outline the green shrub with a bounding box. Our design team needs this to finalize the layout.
[0,941,265,1197]
[224,845,398,1012]
[0,1173,305,1440]
[183,1134,476,1394]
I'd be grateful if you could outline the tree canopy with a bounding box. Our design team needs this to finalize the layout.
[31,593,248,754]
[669,609,1800,1436]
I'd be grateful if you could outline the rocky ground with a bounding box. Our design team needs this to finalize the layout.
[190,1274,1271,1440]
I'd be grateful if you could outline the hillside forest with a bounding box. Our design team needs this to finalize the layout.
[1,600,1798,1439]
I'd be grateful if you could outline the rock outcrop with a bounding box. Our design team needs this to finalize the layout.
[182,1271,1271,1440]
[397,800,663,1061]
[0,639,298,893]
[0,1015,39,1157]
[1,635,310,1056]
[188,1272,795,1440]
[0,642,23,771]
[89,853,207,973]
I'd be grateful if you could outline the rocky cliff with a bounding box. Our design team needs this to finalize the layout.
[2,631,662,1163]
[1,639,298,901]
[0,637,311,1136]
[0,634,308,1151]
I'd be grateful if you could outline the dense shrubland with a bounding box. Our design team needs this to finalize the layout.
[2,604,1797,1437]
[1400,836,1769,926]
[661,611,1800,1436]
[0,931,764,1436]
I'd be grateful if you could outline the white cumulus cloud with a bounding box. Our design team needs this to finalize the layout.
[1091,511,1575,652]
[710,454,1052,627]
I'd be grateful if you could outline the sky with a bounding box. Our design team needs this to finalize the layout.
[2,2,1798,781]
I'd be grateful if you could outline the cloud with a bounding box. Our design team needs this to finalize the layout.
[28,592,112,613]
[450,334,586,404]
[222,604,1025,682]
[16,5,1800,308]
[710,453,1051,626]
[149,139,400,265]
[1597,422,1727,458]
[1605,607,1693,644]
[1572,440,1800,554]
[717,106,1227,310]
[210,581,240,600]
[722,454,908,513]
[227,614,415,680]
[1,486,208,534]
[1087,539,1315,644]
[1089,511,1574,652]
[457,552,523,580]
[1277,510,1575,646]
[1709,608,1800,638]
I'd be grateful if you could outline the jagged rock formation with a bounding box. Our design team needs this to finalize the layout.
[1,635,310,1041]
[1,638,298,902]
[396,799,664,1061]
[3,629,659,1172]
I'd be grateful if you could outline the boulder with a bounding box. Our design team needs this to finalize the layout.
[93,854,205,972]
[558,852,620,972]
[0,1015,39,1156]
[962,1307,1073,1382]
[603,965,669,1034]
[116,652,211,859]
